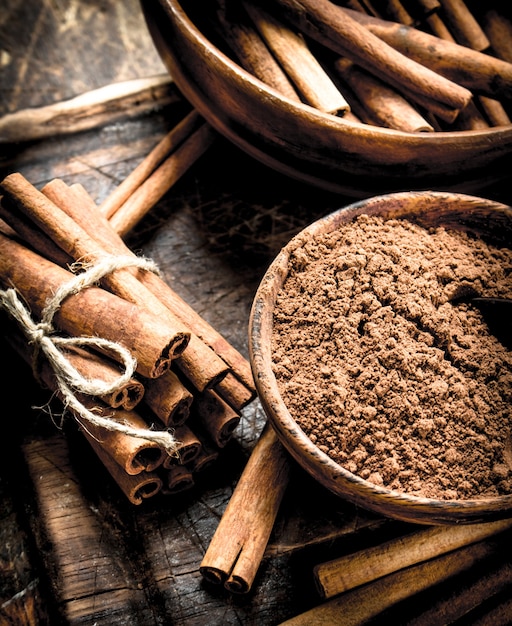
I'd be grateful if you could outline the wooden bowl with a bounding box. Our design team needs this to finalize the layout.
[140,0,512,197]
[249,191,512,524]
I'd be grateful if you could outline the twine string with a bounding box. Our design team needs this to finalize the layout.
[0,253,179,455]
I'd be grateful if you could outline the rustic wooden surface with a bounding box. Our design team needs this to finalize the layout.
[1,1,512,625]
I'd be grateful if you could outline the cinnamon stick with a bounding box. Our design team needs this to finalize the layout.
[190,388,241,448]
[163,424,202,467]
[343,8,512,100]
[479,9,512,63]
[165,464,195,494]
[200,423,290,593]
[263,0,473,112]
[107,122,216,238]
[214,372,257,412]
[314,517,512,599]
[0,74,181,144]
[98,109,204,220]
[0,231,180,379]
[188,435,220,473]
[242,0,350,115]
[60,345,145,410]
[78,402,167,475]
[85,434,163,505]
[438,0,490,51]
[212,0,300,102]
[143,368,193,428]
[333,57,434,131]
[279,538,502,625]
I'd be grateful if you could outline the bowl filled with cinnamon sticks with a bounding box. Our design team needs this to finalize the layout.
[249,190,512,524]
[141,0,512,197]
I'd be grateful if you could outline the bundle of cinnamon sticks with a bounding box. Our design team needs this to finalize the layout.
[211,0,512,131]
[0,115,256,506]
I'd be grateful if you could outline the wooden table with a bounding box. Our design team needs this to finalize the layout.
[1,2,511,624]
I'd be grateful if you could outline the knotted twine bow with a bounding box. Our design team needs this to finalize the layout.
[0,252,179,455]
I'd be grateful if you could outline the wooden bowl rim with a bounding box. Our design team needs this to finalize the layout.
[249,190,512,520]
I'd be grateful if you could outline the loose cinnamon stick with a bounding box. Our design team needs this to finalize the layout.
[438,0,490,51]
[0,74,181,143]
[333,57,434,131]
[478,96,511,127]
[264,0,473,112]
[279,538,501,625]
[314,517,512,599]
[373,0,415,25]
[424,10,456,40]
[212,0,300,101]
[243,0,350,115]
[343,8,512,100]
[107,122,217,238]
[200,423,290,594]
[98,109,204,220]
[0,231,180,379]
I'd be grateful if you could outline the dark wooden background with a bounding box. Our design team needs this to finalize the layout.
[1,1,512,624]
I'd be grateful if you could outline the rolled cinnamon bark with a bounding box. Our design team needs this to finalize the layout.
[190,388,241,448]
[212,0,300,102]
[85,434,163,505]
[344,8,512,99]
[143,368,193,428]
[163,424,202,467]
[188,434,220,473]
[479,9,512,63]
[200,423,290,594]
[437,0,490,51]
[98,109,203,220]
[0,73,180,144]
[165,464,195,494]
[214,372,257,412]
[243,1,350,115]
[62,345,145,410]
[0,231,181,379]
[263,0,473,111]
[108,123,217,238]
[333,57,434,131]
[314,517,512,599]
[78,402,167,475]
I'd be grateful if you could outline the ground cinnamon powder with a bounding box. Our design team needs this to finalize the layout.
[271,215,512,500]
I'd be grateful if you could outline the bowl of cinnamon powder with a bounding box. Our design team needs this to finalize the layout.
[249,191,512,524]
